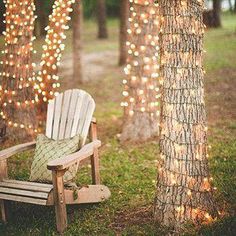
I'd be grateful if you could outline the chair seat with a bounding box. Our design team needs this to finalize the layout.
[0,179,111,206]
[0,179,53,205]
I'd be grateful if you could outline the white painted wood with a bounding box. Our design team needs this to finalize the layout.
[81,99,95,145]
[58,90,72,139]
[52,93,63,140]
[70,90,86,138]
[64,90,79,139]
[45,89,95,143]
[46,99,55,138]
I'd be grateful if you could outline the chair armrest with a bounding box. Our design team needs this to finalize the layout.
[0,141,36,161]
[47,140,101,171]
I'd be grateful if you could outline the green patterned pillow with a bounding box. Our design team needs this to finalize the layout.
[30,134,81,183]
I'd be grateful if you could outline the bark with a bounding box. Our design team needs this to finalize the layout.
[212,0,222,27]
[96,0,108,39]
[154,0,217,231]
[119,0,129,66]
[35,0,48,36]
[120,1,160,143]
[234,0,236,12]
[37,0,74,120]
[0,0,38,140]
[72,0,84,83]
[0,1,5,34]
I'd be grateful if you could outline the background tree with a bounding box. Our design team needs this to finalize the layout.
[0,1,5,34]
[73,0,84,83]
[119,0,129,66]
[212,0,222,27]
[96,0,108,39]
[154,0,217,230]
[0,0,38,139]
[35,0,48,37]
[120,0,160,142]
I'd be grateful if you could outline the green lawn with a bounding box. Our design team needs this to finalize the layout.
[0,14,236,235]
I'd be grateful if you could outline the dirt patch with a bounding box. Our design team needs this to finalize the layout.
[110,206,153,233]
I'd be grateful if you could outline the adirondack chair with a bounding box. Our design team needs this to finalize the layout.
[0,89,110,233]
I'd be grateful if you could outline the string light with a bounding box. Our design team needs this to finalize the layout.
[0,0,40,134]
[121,0,161,121]
[154,0,217,227]
[36,0,75,104]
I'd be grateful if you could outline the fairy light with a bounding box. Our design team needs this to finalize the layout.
[121,0,161,121]
[0,0,40,134]
[36,0,75,105]
[154,0,217,227]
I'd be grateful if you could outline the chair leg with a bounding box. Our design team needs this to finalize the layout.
[91,148,101,185]
[0,200,7,223]
[52,170,67,234]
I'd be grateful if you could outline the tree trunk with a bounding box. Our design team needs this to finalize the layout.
[228,0,233,12]
[37,0,74,121]
[119,0,129,66]
[154,0,217,231]
[0,1,5,35]
[96,0,108,39]
[120,1,160,143]
[35,0,48,37]
[0,0,38,140]
[72,0,84,83]
[234,0,236,13]
[212,0,222,27]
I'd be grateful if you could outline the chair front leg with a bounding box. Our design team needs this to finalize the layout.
[0,159,8,223]
[52,170,67,234]
[91,148,101,185]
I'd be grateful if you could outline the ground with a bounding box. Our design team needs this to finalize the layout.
[0,14,236,235]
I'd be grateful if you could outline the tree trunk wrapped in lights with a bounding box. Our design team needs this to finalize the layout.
[0,0,38,139]
[37,0,75,116]
[154,0,217,230]
[120,0,160,142]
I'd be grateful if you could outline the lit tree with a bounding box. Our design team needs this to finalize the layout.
[36,0,75,117]
[72,0,83,83]
[120,0,160,142]
[0,0,39,139]
[154,0,217,230]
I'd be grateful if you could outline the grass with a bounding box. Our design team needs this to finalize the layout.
[0,14,236,235]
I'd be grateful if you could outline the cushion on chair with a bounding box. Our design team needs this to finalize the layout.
[30,134,81,183]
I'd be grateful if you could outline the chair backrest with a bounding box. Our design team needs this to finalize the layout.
[45,89,95,146]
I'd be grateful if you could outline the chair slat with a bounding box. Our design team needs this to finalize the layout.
[0,182,52,193]
[52,93,63,140]
[81,100,95,145]
[64,90,79,139]
[0,187,49,199]
[58,90,72,140]
[3,179,53,188]
[70,90,86,138]
[46,99,55,138]
[0,193,47,205]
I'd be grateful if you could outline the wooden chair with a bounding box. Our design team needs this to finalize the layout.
[0,89,111,233]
